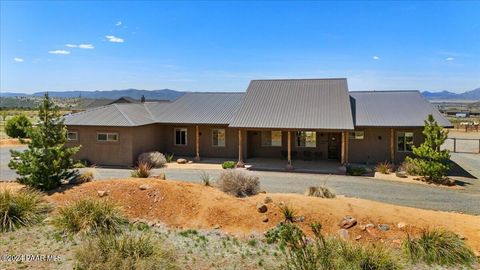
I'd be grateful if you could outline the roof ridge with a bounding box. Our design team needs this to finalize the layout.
[251,78,347,82]
[142,103,156,121]
[113,104,135,126]
[351,90,420,93]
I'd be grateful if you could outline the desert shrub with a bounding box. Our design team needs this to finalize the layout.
[399,159,420,175]
[53,198,127,235]
[346,165,367,176]
[304,186,336,198]
[131,161,152,178]
[78,170,95,182]
[265,222,303,244]
[199,171,212,186]
[278,203,296,222]
[222,161,236,169]
[0,189,50,232]
[74,232,177,270]
[217,170,260,197]
[138,151,167,168]
[375,161,393,174]
[403,229,477,267]
[5,114,32,138]
[337,241,402,270]
[165,153,175,163]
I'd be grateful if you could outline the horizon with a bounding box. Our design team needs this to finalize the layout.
[1,1,480,93]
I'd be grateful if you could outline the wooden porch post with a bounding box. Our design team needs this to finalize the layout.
[341,132,346,165]
[194,125,200,161]
[236,130,245,167]
[286,131,293,170]
[390,128,395,163]
[344,131,349,164]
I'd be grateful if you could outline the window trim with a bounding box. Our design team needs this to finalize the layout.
[349,131,365,140]
[67,131,78,141]
[96,132,119,142]
[295,131,317,148]
[174,128,188,146]
[397,131,414,152]
[261,130,282,147]
[211,128,226,147]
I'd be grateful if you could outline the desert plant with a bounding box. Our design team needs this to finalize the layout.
[406,115,451,183]
[304,186,335,198]
[375,161,393,174]
[9,94,80,190]
[138,151,167,168]
[199,171,212,186]
[131,161,152,178]
[0,188,50,232]
[398,159,420,176]
[74,232,177,270]
[53,198,127,235]
[5,113,32,138]
[165,153,175,163]
[222,161,236,169]
[78,170,95,183]
[217,170,260,197]
[346,165,367,176]
[278,203,297,223]
[403,229,477,267]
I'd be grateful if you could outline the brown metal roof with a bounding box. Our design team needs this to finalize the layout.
[229,79,354,130]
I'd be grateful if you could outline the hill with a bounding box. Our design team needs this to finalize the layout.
[1,89,185,100]
[421,88,480,100]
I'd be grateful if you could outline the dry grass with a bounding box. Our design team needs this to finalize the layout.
[304,186,336,198]
[131,161,152,178]
[375,161,394,174]
[217,170,260,197]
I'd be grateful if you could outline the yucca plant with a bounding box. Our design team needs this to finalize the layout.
[278,203,296,223]
[131,161,152,178]
[375,161,393,174]
[0,188,50,232]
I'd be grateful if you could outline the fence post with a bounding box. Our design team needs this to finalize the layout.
[453,138,456,153]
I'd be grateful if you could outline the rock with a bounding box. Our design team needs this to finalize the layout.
[148,221,156,227]
[176,158,188,164]
[256,203,268,213]
[213,224,221,229]
[366,227,376,236]
[97,190,108,197]
[261,215,269,223]
[397,222,406,229]
[264,196,273,204]
[359,225,366,231]
[355,235,362,240]
[338,229,349,240]
[188,161,193,164]
[259,190,267,194]
[338,216,357,229]
[395,171,408,178]
[365,223,375,229]
[378,224,390,231]
[456,234,467,240]
[294,216,305,223]
[139,184,152,190]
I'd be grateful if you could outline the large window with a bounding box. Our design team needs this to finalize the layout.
[349,131,364,140]
[174,128,187,146]
[397,132,414,152]
[67,131,78,141]
[212,128,226,147]
[261,131,282,147]
[295,131,316,148]
[97,132,118,142]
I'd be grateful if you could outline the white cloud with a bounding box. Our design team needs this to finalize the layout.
[446,57,455,61]
[49,50,70,55]
[372,56,380,60]
[66,44,77,48]
[106,35,124,43]
[116,21,122,26]
[14,57,24,62]
[66,43,94,49]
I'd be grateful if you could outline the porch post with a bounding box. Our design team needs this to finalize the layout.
[344,131,349,164]
[194,125,200,161]
[341,132,345,164]
[390,128,395,163]
[236,129,245,167]
[286,131,293,170]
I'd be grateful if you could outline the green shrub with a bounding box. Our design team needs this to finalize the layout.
[74,233,177,270]
[337,241,402,270]
[304,186,336,198]
[375,161,393,174]
[138,151,167,168]
[199,171,212,186]
[346,165,367,176]
[5,114,32,138]
[222,161,236,169]
[165,153,175,163]
[131,161,152,178]
[53,198,127,235]
[403,229,477,267]
[217,170,260,197]
[0,189,50,232]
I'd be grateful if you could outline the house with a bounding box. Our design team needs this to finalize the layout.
[72,96,171,112]
[64,78,451,168]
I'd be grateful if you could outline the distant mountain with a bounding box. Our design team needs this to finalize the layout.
[1,89,185,101]
[421,88,480,100]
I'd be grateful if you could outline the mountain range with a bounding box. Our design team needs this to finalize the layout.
[421,88,480,100]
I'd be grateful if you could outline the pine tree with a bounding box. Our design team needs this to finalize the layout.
[406,114,450,183]
[9,93,80,190]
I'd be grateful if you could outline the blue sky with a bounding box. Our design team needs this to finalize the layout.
[1,1,479,93]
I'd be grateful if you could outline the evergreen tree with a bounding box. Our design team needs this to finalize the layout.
[9,93,80,190]
[406,114,450,183]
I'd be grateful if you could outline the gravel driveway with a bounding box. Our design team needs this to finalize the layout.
[1,146,479,215]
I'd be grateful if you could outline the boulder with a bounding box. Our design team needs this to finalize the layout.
[213,224,221,229]
[261,215,269,223]
[338,216,357,229]
[378,224,390,231]
[256,203,268,213]
[264,196,273,204]
[97,190,108,197]
[395,171,408,178]
[176,158,188,164]
[139,184,152,190]
[338,229,349,240]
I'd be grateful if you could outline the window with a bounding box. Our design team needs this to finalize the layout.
[174,128,187,146]
[67,131,78,141]
[397,132,414,152]
[96,132,118,142]
[261,131,282,147]
[212,128,226,147]
[349,131,364,140]
[295,131,316,148]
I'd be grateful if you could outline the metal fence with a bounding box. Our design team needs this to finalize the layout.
[442,138,480,154]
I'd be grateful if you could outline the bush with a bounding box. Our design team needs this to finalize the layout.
[346,165,367,176]
[0,189,50,232]
[403,229,477,267]
[5,114,32,138]
[199,171,211,186]
[304,186,335,198]
[53,198,127,235]
[278,203,296,222]
[74,232,177,270]
[138,151,167,168]
[399,159,420,175]
[131,161,152,178]
[165,153,175,163]
[78,170,95,183]
[222,161,236,169]
[217,170,260,197]
[375,161,393,174]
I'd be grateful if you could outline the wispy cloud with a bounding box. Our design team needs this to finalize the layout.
[66,44,94,49]
[116,21,122,26]
[372,56,380,60]
[49,50,70,55]
[66,44,77,48]
[14,57,24,62]
[106,35,124,43]
[446,57,455,61]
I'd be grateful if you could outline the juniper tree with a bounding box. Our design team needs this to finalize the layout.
[406,114,450,183]
[9,93,80,190]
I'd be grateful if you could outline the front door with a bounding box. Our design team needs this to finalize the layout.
[328,133,341,160]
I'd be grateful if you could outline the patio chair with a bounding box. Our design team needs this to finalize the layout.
[303,151,312,161]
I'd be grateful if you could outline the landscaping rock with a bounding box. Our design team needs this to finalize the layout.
[397,222,406,229]
[213,224,221,229]
[256,203,268,213]
[338,229,349,240]
[176,158,188,164]
[294,216,305,222]
[264,196,273,204]
[365,223,375,229]
[338,216,357,229]
[97,190,108,197]
[261,215,269,223]
[355,235,362,240]
[378,224,390,231]
[395,171,408,178]
[139,184,152,190]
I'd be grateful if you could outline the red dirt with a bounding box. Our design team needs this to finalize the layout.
[0,138,28,148]
[3,179,480,253]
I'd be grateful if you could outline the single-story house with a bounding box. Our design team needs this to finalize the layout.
[64,78,451,168]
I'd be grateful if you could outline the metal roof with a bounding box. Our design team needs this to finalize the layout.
[229,79,354,130]
[64,103,155,126]
[350,91,452,127]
